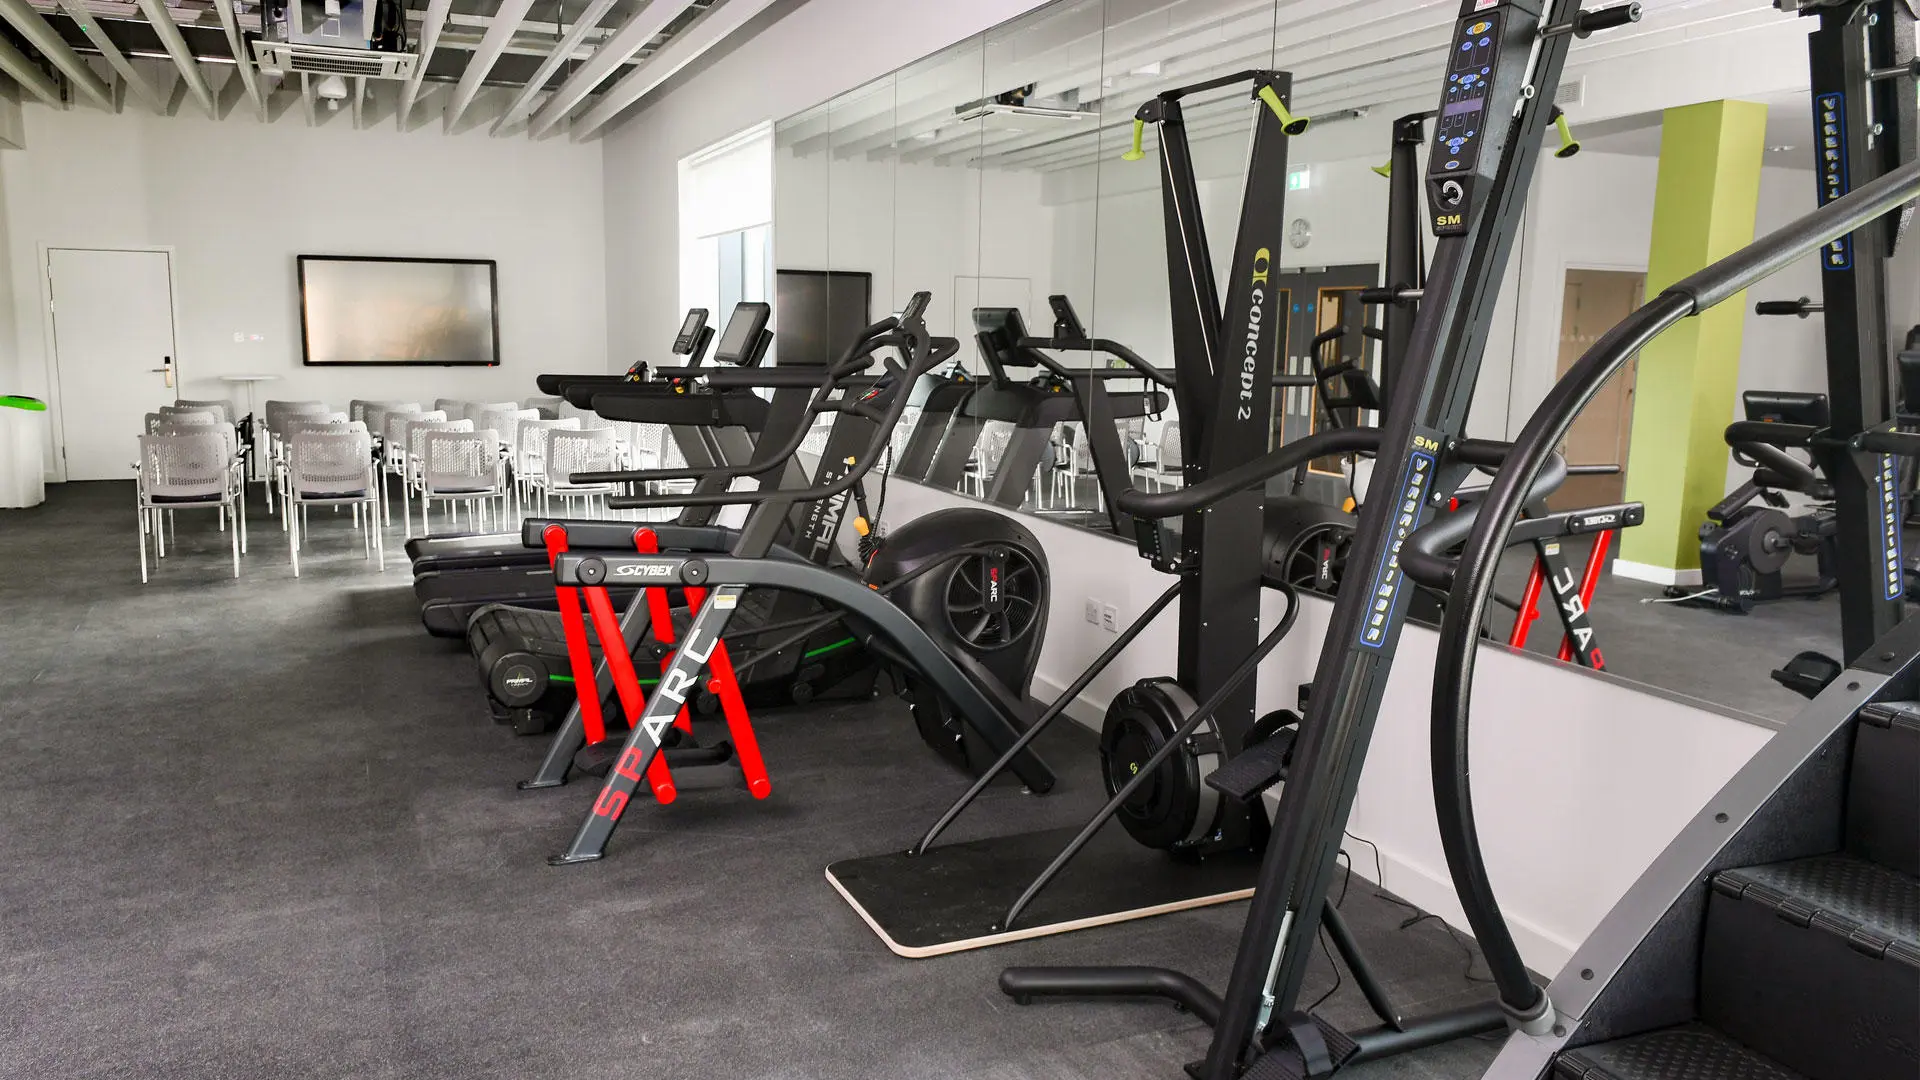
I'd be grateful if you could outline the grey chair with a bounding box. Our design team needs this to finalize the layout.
[402,418,473,534]
[523,395,564,420]
[286,428,381,575]
[514,417,580,512]
[542,427,619,517]
[380,409,444,526]
[173,399,235,425]
[422,430,505,535]
[136,431,244,582]
[1140,421,1183,492]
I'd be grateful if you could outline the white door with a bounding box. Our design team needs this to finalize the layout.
[47,248,180,481]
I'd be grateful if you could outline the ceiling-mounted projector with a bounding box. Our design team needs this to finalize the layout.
[252,0,417,79]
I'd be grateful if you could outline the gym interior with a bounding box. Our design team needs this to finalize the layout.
[0,1,1914,1078]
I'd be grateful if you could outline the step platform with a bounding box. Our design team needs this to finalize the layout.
[1555,1023,1805,1080]
[1701,852,1919,1080]
[825,826,1260,958]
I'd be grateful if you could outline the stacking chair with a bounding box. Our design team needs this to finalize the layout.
[362,402,418,450]
[348,400,371,423]
[173,399,235,425]
[286,428,381,575]
[543,427,620,517]
[402,418,472,535]
[261,401,331,510]
[1140,421,1183,492]
[421,430,506,535]
[433,398,467,420]
[276,417,354,531]
[158,406,219,426]
[523,395,564,420]
[963,423,1015,498]
[381,409,444,526]
[136,430,245,582]
[514,417,579,514]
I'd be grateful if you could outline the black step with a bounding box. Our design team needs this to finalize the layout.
[1554,1023,1805,1080]
[1700,853,1919,1080]
[1850,702,1920,878]
[1205,727,1297,803]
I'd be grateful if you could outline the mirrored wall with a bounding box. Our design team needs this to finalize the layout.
[772,0,1473,533]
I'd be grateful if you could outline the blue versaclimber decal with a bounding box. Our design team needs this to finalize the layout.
[1815,93,1852,271]
[1357,449,1436,650]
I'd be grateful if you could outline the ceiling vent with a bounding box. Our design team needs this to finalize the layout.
[252,40,417,79]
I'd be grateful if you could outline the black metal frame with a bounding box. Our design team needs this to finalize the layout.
[992,4,1605,1076]
[536,300,1062,863]
[1421,0,1920,1040]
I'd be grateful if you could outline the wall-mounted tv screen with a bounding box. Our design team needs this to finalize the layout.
[298,255,500,366]
[775,269,872,368]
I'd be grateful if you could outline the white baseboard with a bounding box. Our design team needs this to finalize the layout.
[1612,559,1702,587]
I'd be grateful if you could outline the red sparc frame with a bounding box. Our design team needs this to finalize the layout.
[543,524,770,804]
[1506,528,1615,667]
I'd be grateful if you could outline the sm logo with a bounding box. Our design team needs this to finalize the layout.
[1413,435,1441,452]
[1435,213,1462,228]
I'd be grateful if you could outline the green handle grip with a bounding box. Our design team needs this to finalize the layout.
[1257,84,1311,136]
[1122,118,1146,162]
[1553,111,1581,159]
[1371,162,1391,179]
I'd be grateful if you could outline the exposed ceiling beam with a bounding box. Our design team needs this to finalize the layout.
[571,0,787,138]
[445,0,534,131]
[0,32,60,104]
[0,0,112,108]
[528,0,701,138]
[396,0,452,130]
[491,0,618,135]
[54,0,163,112]
[135,0,212,115]
[209,0,260,118]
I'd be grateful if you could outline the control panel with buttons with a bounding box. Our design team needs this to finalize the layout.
[1426,3,1509,236]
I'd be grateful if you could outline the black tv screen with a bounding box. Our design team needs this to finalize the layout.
[775,269,871,368]
[298,255,500,366]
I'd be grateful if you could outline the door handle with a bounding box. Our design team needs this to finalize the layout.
[151,356,174,389]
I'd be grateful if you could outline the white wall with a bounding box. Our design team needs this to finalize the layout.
[0,106,606,478]
[601,0,1051,376]
[773,145,1055,346]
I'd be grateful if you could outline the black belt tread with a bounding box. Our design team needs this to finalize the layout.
[1554,1024,1807,1080]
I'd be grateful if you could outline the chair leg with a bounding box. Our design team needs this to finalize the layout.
[231,502,241,578]
[290,499,300,577]
[373,499,384,570]
[403,480,412,537]
[138,506,149,584]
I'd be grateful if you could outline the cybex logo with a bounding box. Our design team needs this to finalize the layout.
[1575,512,1619,529]
[613,563,675,579]
[1236,247,1273,421]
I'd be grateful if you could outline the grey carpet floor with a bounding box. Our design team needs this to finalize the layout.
[0,481,1504,1080]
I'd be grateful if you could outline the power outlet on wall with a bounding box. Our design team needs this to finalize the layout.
[1084,598,1101,625]
[1101,604,1118,633]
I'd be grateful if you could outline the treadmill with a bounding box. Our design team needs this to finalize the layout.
[413,304,774,635]
[891,361,976,483]
[404,306,720,575]
[919,301,1168,526]
[465,326,893,732]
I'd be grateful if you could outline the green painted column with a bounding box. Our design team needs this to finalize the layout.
[1620,99,1768,579]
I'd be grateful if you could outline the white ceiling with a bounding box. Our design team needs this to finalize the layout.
[779,0,1818,174]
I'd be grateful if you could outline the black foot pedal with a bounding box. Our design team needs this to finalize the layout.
[1240,1013,1358,1080]
[1207,721,1298,803]
[1770,651,1842,700]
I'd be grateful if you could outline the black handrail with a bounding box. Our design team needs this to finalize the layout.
[1111,427,1383,519]
[1427,154,1920,1022]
